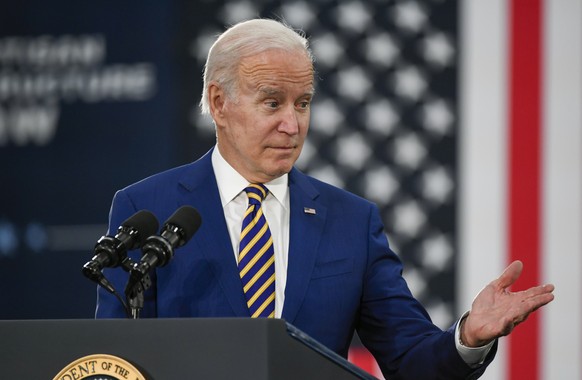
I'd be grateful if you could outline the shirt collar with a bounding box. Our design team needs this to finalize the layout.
[211,146,289,208]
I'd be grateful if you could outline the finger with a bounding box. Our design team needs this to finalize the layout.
[529,294,555,313]
[511,292,554,320]
[517,283,555,300]
[495,260,523,289]
[526,292,555,310]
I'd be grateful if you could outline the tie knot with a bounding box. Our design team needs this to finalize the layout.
[244,183,268,205]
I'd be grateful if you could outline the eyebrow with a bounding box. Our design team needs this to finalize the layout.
[258,87,314,98]
[259,87,282,96]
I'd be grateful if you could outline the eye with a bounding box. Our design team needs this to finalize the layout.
[265,101,279,109]
[297,100,311,110]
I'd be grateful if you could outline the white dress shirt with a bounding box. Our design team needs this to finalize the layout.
[211,146,492,365]
[212,147,289,318]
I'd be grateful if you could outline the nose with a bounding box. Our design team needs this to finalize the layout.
[277,105,300,135]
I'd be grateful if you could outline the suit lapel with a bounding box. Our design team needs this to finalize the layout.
[174,156,327,320]
[282,169,327,323]
[177,150,249,317]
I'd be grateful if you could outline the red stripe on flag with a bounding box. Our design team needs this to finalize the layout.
[348,347,382,378]
[508,0,542,379]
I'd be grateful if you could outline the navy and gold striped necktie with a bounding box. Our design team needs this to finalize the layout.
[238,183,275,318]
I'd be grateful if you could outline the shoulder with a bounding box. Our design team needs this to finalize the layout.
[290,168,377,211]
[107,151,214,231]
[121,150,213,195]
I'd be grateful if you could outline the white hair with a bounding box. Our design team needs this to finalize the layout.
[199,18,314,115]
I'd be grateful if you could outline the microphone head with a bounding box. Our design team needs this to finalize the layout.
[163,206,202,245]
[120,210,160,247]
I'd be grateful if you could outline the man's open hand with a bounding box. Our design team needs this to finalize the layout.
[461,260,555,347]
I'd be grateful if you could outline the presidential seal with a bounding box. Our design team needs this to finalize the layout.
[53,354,147,380]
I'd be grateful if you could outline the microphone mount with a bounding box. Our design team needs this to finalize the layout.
[124,206,202,319]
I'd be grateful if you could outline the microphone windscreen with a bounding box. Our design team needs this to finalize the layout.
[121,210,160,245]
[164,206,202,243]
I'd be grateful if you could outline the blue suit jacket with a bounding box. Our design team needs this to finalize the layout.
[96,149,493,379]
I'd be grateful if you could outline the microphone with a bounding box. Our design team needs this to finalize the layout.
[82,210,159,290]
[129,206,202,281]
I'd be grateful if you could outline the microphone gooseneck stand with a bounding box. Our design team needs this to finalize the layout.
[126,279,148,319]
[124,232,176,319]
[123,206,202,318]
[83,206,202,320]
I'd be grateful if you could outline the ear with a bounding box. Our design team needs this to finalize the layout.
[208,83,226,123]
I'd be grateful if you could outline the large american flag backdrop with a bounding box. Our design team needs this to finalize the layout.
[1,1,579,379]
[188,1,582,379]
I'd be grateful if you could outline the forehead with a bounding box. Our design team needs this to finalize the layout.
[238,49,314,94]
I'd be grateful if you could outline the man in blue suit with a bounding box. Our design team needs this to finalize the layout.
[96,19,554,379]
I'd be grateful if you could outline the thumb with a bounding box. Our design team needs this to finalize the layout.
[495,260,523,289]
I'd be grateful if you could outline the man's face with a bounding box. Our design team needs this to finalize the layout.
[212,49,314,183]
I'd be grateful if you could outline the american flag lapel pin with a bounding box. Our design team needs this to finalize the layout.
[303,207,316,215]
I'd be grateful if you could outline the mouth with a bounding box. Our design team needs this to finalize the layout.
[269,145,296,152]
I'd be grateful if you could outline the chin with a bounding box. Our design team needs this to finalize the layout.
[266,165,293,179]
